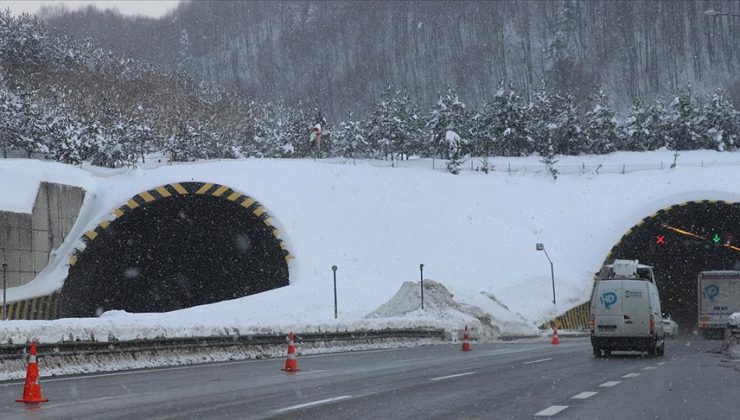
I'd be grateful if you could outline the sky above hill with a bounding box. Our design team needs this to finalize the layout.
[0,1,179,18]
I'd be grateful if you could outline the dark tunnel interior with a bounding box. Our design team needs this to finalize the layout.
[606,201,740,329]
[60,192,289,317]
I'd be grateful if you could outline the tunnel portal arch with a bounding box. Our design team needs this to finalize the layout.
[601,200,740,328]
[60,182,292,317]
[555,200,740,330]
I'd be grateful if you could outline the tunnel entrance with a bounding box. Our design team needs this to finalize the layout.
[605,201,740,329]
[60,182,290,317]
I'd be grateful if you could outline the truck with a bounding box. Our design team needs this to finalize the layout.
[698,271,740,339]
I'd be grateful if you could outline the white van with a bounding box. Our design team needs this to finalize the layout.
[590,260,665,357]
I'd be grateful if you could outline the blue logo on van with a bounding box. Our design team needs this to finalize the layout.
[601,292,618,309]
[703,284,720,302]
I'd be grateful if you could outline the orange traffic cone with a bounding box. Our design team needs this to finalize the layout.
[461,325,472,352]
[552,325,560,346]
[281,332,301,372]
[16,342,48,404]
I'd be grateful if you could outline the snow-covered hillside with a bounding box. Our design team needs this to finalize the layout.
[1,150,739,343]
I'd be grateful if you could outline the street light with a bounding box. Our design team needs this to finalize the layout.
[332,265,338,319]
[536,243,556,305]
[704,9,740,17]
[419,264,425,310]
[2,260,7,320]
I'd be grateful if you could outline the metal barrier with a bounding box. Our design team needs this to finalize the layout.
[0,329,446,360]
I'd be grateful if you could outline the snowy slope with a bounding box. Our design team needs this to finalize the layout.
[1,150,739,343]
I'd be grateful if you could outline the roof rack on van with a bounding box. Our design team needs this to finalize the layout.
[601,259,656,284]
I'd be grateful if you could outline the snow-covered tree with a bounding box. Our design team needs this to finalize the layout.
[621,98,669,151]
[333,110,369,159]
[701,90,739,152]
[474,82,531,157]
[427,87,470,159]
[445,129,465,175]
[583,88,618,154]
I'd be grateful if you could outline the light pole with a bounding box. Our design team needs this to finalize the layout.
[419,264,425,310]
[536,243,556,305]
[704,9,740,17]
[2,260,7,321]
[332,265,338,319]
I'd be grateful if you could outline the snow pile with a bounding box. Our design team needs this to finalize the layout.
[0,150,738,344]
[366,280,536,340]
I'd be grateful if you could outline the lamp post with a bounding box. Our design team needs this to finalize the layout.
[419,264,425,310]
[2,261,7,321]
[536,243,556,305]
[704,9,740,17]
[332,265,338,319]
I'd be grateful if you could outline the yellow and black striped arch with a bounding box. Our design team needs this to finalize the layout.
[0,293,61,320]
[69,182,292,267]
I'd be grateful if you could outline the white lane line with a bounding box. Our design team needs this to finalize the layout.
[642,366,657,370]
[393,356,436,363]
[429,372,475,381]
[599,381,621,388]
[534,405,569,417]
[657,361,666,365]
[299,370,328,375]
[271,395,352,414]
[572,391,598,400]
[622,372,641,378]
[523,358,553,365]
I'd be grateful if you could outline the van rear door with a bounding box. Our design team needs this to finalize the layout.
[593,281,624,336]
[621,280,651,337]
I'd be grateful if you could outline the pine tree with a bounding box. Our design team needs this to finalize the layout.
[427,87,470,159]
[528,83,557,157]
[475,82,531,157]
[334,110,368,160]
[445,130,465,175]
[549,94,584,155]
[583,88,618,154]
[701,90,739,152]
[665,90,707,150]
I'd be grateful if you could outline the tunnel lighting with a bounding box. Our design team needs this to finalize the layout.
[661,224,705,241]
[661,224,740,254]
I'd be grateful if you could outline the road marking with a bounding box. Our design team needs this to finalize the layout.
[622,373,641,378]
[642,366,657,370]
[534,405,569,417]
[429,372,475,381]
[657,361,666,365]
[393,356,436,363]
[271,395,352,414]
[524,358,553,365]
[572,391,598,400]
[599,381,621,387]
[299,370,327,375]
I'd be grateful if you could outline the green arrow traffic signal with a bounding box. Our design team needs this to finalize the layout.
[712,233,721,243]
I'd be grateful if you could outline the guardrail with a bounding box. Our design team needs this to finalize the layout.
[0,329,446,361]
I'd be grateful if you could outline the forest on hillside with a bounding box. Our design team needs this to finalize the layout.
[0,5,738,174]
[40,0,740,119]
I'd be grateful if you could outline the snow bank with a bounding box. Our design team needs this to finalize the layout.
[366,280,536,340]
[0,150,738,342]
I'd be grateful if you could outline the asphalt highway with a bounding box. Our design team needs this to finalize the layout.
[1,336,737,419]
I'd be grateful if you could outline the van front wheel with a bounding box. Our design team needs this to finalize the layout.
[593,346,602,358]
